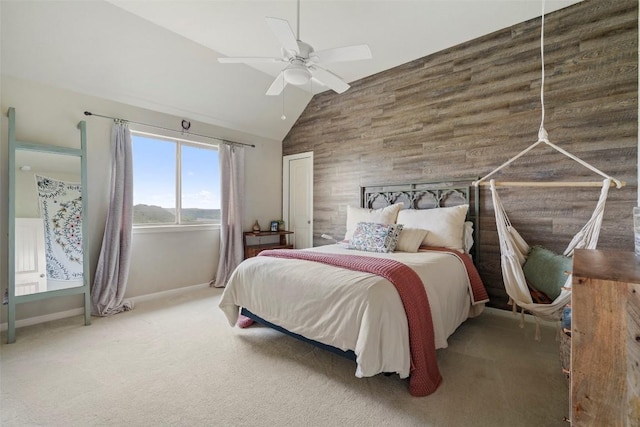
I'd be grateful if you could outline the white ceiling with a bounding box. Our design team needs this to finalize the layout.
[2,1,582,142]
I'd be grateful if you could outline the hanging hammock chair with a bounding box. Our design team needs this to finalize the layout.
[473,0,625,337]
[489,177,611,323]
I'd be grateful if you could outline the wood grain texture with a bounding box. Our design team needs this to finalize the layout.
[626,282,640,424]
[283,0,638,308]
[571,249,640,426]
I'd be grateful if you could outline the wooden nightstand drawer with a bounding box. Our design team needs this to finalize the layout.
[245,244,293,258]
[243,230,294,259]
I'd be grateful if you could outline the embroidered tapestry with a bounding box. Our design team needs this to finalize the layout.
[36,175,83,281]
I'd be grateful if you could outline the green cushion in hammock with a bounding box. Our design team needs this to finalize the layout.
[522,246,572,301]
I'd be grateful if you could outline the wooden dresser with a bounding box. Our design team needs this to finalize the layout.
[570,249,640,426]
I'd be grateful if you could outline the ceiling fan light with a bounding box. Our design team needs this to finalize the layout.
[283,64,311,85]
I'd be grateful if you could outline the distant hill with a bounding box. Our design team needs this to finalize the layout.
[133,204,220,224]
[181,208,221,223]
[133,204,174,224]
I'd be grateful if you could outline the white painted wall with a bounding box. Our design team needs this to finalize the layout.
[1,75,283,322]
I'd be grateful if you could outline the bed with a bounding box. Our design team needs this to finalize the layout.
[219,180,489,396]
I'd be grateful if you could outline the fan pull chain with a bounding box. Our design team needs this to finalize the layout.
[281,73,287,120]
[296,0,301,40]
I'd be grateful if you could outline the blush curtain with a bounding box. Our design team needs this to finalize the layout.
[213,144,245,287]
[91,120,134,316]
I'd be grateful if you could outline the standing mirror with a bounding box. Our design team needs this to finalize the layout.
[7,107,90,343]
[14,151,83,294]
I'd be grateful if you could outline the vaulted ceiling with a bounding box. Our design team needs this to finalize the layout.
[1,1,582,142]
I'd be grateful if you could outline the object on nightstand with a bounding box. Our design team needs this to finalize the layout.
[252,220,261,232]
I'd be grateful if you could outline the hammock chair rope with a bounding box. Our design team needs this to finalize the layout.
[472,0,623,335]
[472,0,624,190]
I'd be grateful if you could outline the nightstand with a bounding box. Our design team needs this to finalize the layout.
[243,230,294,259]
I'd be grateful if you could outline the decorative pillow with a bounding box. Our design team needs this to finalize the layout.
[349,222,403,253]
[396,205,469,252]
[522,246,572,301]
[344,203,403,241]
[395,227,429,253]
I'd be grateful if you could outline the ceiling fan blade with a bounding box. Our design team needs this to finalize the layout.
[218,57,285,64]
[309,66,350,94]
[312,45,372,64]
[265,17,299,55]
[266,72,287,96]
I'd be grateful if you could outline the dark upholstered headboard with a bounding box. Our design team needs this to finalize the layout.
[360,179,480,260]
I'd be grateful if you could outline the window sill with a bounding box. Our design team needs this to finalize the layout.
[133,224,220,234]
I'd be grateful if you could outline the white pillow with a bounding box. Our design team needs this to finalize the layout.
[344,203,403,241]
[396,205,469,252]
[395,227,429,253]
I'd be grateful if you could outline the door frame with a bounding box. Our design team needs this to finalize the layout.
[282,151,313,248]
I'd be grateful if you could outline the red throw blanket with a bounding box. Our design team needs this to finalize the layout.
[258,249,442,397]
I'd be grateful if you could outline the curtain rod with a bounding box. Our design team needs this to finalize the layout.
[83,111,255,148]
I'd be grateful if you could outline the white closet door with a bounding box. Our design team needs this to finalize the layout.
[283,152,313,249]
[15,218,47,295]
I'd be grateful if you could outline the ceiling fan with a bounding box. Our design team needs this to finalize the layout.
[217,1,372,96]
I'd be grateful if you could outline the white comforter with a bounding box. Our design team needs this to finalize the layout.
[219,244,480,379]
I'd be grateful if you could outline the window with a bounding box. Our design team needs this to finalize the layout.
[131,132,220,226]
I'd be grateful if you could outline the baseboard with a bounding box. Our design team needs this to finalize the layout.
[128,282,211,304]
[1,282,211,332]
[0,307,86,332]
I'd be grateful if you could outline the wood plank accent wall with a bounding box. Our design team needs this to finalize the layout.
[282,0,638,308]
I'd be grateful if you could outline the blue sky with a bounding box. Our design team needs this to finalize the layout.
[132,134,220,209]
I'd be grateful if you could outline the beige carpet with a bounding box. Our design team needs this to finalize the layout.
[1,287,568,426]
